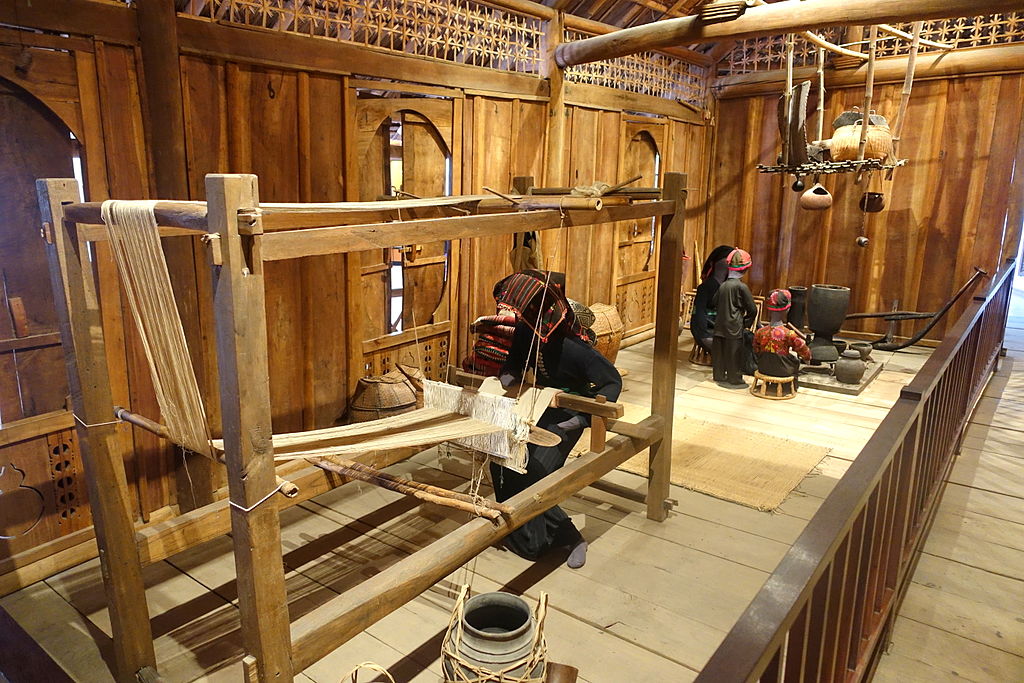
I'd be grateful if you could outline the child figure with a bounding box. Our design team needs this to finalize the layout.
[753,289,811,386]
[711,249,757,388]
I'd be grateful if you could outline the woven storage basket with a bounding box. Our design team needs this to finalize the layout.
[830,123,893,162]
[589,303,624,363]
[349,369,417,423]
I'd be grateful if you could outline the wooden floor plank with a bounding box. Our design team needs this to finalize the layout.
[910,552,1024,615]
[0,582,114,682]
[948,448,1024,498]
[898,579,1024,655]
[938,482,1024,526]
[875,616,1024,681]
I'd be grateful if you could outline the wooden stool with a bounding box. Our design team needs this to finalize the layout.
[750,370,797,400]
[688,343,712,366]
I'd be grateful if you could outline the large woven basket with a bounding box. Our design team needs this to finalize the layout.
[348,369,417,423]
[829,123,893,162]
[589,303,624,363]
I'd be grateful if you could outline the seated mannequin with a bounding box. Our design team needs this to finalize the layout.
[753,289,811,386]
[690,244,735,353]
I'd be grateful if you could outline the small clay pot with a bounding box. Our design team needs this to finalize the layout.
[834,349,867,384]
[850,341,873,362]
[800,183,833,211]
[860,192,886,213]
[833,339,849,356]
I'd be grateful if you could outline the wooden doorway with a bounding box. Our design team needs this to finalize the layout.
[353,94,458,379]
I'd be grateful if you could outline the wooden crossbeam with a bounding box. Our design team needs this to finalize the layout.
[555,0,1024,67]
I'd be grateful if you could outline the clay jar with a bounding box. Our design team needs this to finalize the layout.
[835,349,867,384]
[850,341,873,362]
[807,284,851,362]
[443,592,545,682]
[788,286,808,330]
[860,192,886,213]
[800,183,833,211]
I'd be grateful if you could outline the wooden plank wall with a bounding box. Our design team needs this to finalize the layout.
[0,24,710,590]
[707,73,1024,339]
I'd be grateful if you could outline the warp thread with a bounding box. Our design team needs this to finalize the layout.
[100,200,212,458]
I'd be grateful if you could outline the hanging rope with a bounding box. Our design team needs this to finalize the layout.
[100,200,213,458]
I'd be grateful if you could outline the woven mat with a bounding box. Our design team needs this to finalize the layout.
[581,402,830,511]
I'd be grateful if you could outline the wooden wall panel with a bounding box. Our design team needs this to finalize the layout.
[707,73,1024,340]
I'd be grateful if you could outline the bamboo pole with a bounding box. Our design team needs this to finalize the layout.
[856,25,879,185]
[313,458,505,521]
[554,0,1021,67]
[782,33,795,166]
[887,21,924,180]
[816,48,826,143]
[877,22,952,51]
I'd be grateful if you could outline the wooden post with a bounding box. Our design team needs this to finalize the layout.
[543,12,567,187]
[37,178,157,682]
[206,174,294,682]
[647,172,687,521]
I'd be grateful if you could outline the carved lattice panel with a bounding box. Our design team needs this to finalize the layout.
[563,29,708,106]
[615,275,656,335]
[188,0,544,73]
[723,14,1024,74]
[364,330,450,380]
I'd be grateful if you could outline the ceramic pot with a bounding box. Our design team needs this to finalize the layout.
[807,284,850,338]
[788,286,807,330]
[442,592,545,682]
[799,183,833,211]
[850,341,873,362]
[833,340,849,356]
[807,284,850,363]
[835,349,867,384]
[860,192,886,213]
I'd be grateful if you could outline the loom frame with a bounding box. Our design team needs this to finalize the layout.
[37,171,687,682]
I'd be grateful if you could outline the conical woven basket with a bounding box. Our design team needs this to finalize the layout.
[349,370,418,423]
[589,303,624,362]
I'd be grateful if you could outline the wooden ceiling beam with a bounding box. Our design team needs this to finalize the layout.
[556,0,1024,66]
[563,14,712,65]
[713,43,1024,98]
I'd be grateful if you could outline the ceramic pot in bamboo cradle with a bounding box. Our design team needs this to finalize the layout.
[589,303,624,363]
[442,592,546,682]
[348,370,418,423]
[829,123,893,162]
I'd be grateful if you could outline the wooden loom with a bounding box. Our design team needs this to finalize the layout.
[37,171,687,682]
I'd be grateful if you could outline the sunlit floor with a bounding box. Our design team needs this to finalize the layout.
[2,329,934,681]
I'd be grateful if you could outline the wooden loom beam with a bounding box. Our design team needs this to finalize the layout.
[206,174,294,683]
[38,178,157,682]
[258,202,674,261]
[554,0,1023,67]
[289,416,664,671]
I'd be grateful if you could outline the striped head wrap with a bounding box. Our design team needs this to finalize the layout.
[492,270,587,343]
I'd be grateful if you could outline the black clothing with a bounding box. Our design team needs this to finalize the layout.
[711,277,757,339]
[712,336,746,385]
[756,351,801,389]
[690,278,720,352]
[495,325,622,560]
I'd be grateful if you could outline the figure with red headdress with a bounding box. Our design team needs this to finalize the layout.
[754,289,811,386]
[711,249,757,388]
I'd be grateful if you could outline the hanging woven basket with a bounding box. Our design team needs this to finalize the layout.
[829,122,893,162]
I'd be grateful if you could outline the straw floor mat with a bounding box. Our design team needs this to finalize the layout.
[576,402,831,511]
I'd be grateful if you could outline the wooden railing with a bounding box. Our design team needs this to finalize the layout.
[697,258,1017,683]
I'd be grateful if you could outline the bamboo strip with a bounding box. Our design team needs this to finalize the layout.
[313,458,502,521]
